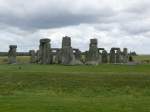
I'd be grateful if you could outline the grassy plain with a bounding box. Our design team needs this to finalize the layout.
[133,55,150,63]
[0,64,150,112]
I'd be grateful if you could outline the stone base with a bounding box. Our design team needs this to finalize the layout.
[125,62,139,65]
[86,61,99,65]
[63,59,83,65]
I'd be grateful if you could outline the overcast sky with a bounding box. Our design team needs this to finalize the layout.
[0,0,149,54]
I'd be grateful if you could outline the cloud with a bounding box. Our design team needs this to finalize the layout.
[0,0,150,54]
[0,0,115,30]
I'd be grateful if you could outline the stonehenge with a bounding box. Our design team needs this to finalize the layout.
[55,49,62,64]
[61,36,82,65]
[39,38,52,64]
[123,48,128,63]
[0,37,131,65]
[116,48,121,63]
[102,50,108,63]
[74,49,82,63]
[61,36,75,65]
[109,47,130,64]
[110,48,116,63]
[86,39,100,65]
[8,45,17,64]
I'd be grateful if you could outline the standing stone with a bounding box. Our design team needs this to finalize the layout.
[110,48,116,63]
[61,36,75,65]
[29,50,36,63]
[102,50,108,63]
[74,49,83,64]
[36,50,40,63]
[86,39,100,65]
[98,48,105,64]
[74,49,81,61]
[39,38,51,64]
[8,45,17,64]
[123,48,128,63]
[55,49,62,64]
[116,49,121,63]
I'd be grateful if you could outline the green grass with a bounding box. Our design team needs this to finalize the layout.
[133,55,150,63]
[0,56,30,64]
[0,64,150,112]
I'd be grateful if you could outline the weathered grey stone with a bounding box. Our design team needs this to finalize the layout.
[116,48,121,63]
[5,38,132,65]
[74,49,81,60]
[123,48,128,63]
[29,50,36,63]
[73,49,83,65]
[36,50,40,63]
[98,48,105,63]
[86,39,100,65]
[110,48,123,64]
[61,36,75,65]
[102,50,108,63]
[110,48,116,63]
[55,49,62,64]
[8,45,17,64]
[39,38,51,64]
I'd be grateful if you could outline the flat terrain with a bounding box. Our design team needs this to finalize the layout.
[0,64,150,112]
[133,55,150,63]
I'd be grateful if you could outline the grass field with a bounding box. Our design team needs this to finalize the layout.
[133,55,150,63]
[0,64,150,112]
[0,56,30,64]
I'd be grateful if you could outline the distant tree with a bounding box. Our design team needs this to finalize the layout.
[129,55,133,62]
[129,51,137,56]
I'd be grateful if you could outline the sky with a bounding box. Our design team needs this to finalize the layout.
[0,0,150,54]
